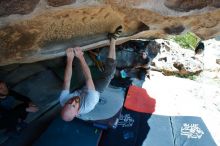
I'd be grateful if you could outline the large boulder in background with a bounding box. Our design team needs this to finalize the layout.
[152,39,204,76]
[0,0,220,66]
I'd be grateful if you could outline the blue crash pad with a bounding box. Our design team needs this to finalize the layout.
[34,116,102,146]
[172,116,216,146]
[142,115,216,146]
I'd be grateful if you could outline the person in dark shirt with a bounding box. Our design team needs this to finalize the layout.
[135,40,161,79]
[116,40,160,80]
[0,81,38,132]
[195,41,205,55]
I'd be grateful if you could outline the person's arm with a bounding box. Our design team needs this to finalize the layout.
[74,47,95,90]
[134,57,151,69]
[63,48,74,90]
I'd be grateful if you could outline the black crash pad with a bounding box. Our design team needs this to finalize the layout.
[99,108,152,146]
[34,117,102,146]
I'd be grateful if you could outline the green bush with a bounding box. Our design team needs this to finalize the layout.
[175,73,197,80]
[170,32,201,50]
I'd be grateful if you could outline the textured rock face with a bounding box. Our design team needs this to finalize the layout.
[153,39,204,76]
[164,0,220,12]
[0,0,40,16]
[0,0,220,66]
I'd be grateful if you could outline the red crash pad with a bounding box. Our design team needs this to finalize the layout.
[124,85,156,113]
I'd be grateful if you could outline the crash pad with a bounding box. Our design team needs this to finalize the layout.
[142,115,217,146]
[78,86,125,121]
[13,70,62,122]
[99,109,216,146]
[34,116,102,146]
[92,108,122,129]
[124,85,156,114]
[99,108,151,146]
[172,116,216,146]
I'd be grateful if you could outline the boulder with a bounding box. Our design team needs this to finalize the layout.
[152,39,203,76]
[0,0,219,66]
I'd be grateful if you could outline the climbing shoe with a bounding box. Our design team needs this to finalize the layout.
[108,25,123,40]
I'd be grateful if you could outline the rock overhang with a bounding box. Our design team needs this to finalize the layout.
[0,0,220,66]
